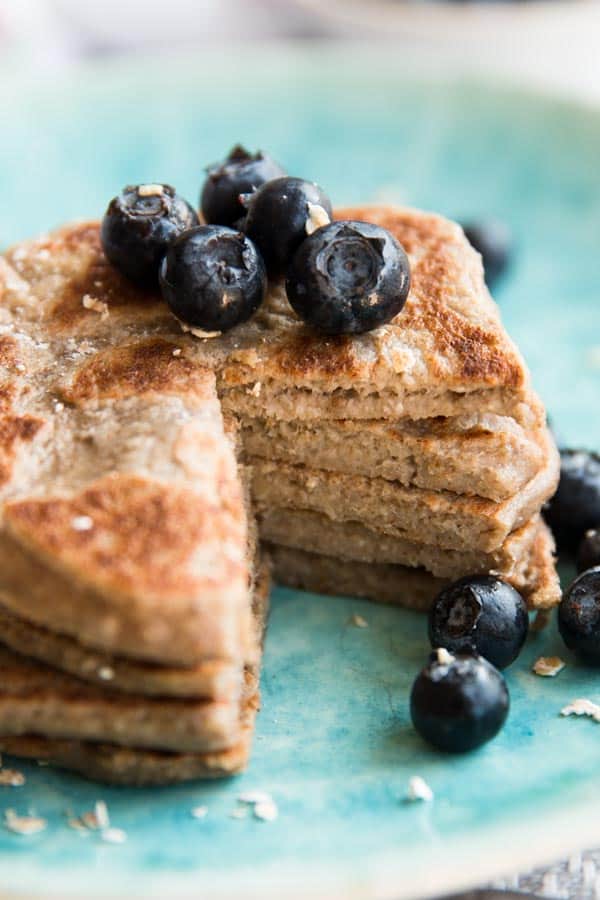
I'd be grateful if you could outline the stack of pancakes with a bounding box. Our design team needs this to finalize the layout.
[0,204,559,784]
[0,247,267,783]
[199,206,560,613]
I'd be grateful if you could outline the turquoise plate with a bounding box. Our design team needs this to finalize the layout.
[0,48,599,900]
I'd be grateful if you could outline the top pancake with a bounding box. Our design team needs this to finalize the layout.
[2,207,543,425]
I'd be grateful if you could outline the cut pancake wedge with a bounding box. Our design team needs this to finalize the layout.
[0,559,270,700]
[0,687,259,786]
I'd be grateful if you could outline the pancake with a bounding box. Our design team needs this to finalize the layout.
[0,558,270,699]
[251,428,559,554]
[241,414,546,503]
[0,685,259,786]
[257,508,542,580]
[268,520,559,611]
[0,646,246,754]
[4,209,544,428]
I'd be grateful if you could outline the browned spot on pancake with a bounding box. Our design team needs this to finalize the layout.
[270,333,358,379]
[0,336,19,368]
[402,289,523,387]
[0,414,46,485]
[5,473,243,600]
[335,206,455,257]
[59,223,105,254]
[62,338,214,405]
[0,384,16,415]
[45,223,165,332]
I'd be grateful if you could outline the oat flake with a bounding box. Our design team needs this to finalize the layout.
[406,775,434,803]
[533,656,565,677]
[561,698,600,723]
[4,809,46,836]
[0,769,25,787]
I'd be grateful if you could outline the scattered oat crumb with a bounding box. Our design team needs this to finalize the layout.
[229,806,249,819]
[137,184,164,197]
[0,769,25,787]
[533,656,565,677]
[4,809,47,836]
[82,295,109,317]
[15,363,26,373]
[179,321,221,340]
[349,614,368,629]
[436,648,455,665]
[406,775,434,803]
[254,800,278,822]
[190,805,208,820]
[305,202,330,235]
[101,827,127,844]
[71,515,94,531]
[172,348,182,357]
[250,381,262,397]
[54,401,65,412]
[98,666,115,681]
[561,698,600,723]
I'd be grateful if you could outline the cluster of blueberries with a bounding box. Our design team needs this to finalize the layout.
[100,145,411,337]
[412,449,600,755]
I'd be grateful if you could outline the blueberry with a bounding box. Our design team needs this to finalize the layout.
[101,184,198,288]
[462,220,512,290]
[285,220,411,335]
[544,450,600,553]
[244,176,333,276]
[410,650,509,753]
[159,226,266,333]
[558,567,600,664]
[428,575,528,670]
[577,530,600,573]
[201,145,286,228]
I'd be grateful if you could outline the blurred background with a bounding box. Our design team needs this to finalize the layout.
[1,0,600,99]
[1,2,600,898]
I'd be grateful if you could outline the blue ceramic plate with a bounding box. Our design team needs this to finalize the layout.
[0,48,599,900]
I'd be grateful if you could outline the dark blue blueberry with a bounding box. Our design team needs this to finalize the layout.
[428,575,528,670]
[159,226,266,333]
[462,220,512,290]
[577,529,600,574]
[101,184,198,288]
[285,220,410,335]
[201,145,286,227]
[558,567,600,664]
[410,650,509,753]
[244,176,333,276]
[544,450,600,553]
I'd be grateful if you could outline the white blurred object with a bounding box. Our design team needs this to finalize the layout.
[44,0,315,51]
[296,0,600,103]
[0,0,74,64]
